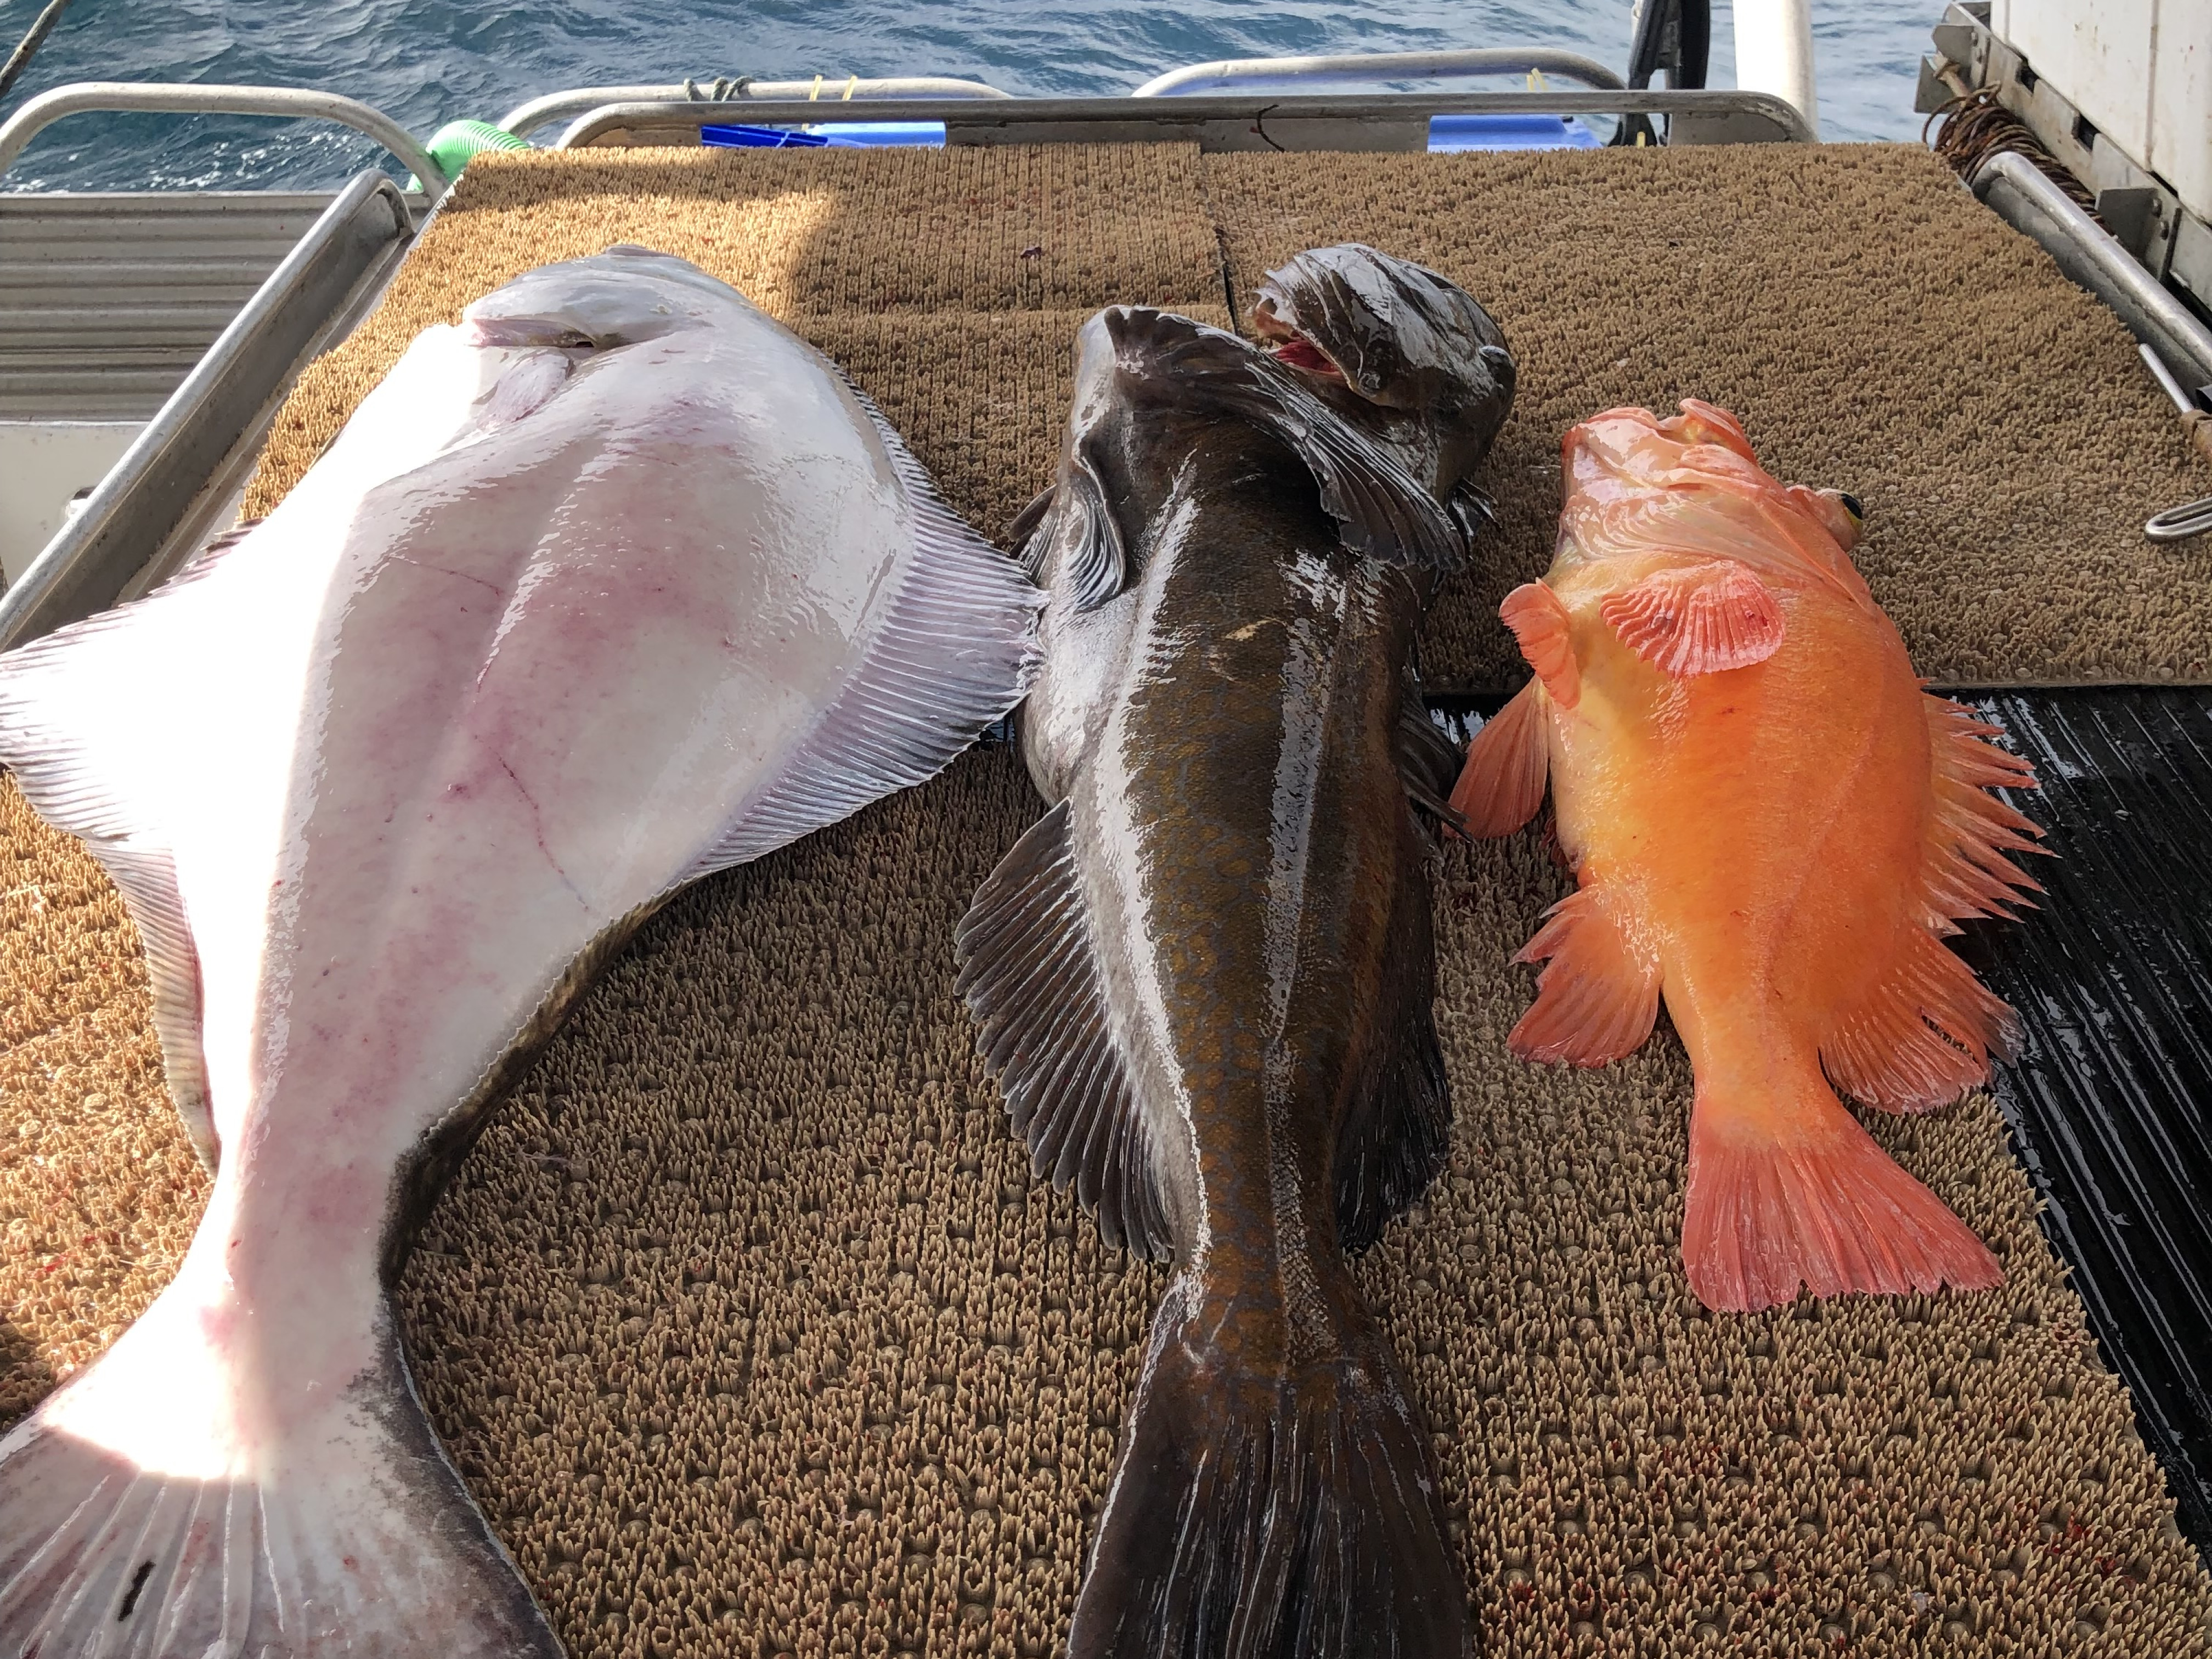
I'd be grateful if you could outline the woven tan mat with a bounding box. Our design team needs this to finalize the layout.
[1204,145,2212,692]
[6,143,2212,1656]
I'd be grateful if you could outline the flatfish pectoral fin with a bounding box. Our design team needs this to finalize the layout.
[1102,307,1466,571]
[952,799,1171,1261]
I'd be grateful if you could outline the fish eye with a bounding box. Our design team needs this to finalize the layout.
[1838,492,1865,521]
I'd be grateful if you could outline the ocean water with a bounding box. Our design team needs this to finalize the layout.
[0,0,1943,193]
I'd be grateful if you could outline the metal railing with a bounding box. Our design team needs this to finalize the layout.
[0,173,419,647]
[499,77,1012,142]
[0,82,449,193]
[554,89,1815,153]
[1131,48,1624,97]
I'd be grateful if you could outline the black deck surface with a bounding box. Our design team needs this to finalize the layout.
[1960,687,2212,1555]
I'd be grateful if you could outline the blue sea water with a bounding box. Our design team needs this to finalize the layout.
[0,0,1943,193]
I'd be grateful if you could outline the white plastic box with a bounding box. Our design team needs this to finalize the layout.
[1991,0,2212,221]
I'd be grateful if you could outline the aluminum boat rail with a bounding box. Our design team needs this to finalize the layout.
[1132,49,1626,97]
[553,89,1817,153]
[499,78,1014,144]
[0,81,449,195]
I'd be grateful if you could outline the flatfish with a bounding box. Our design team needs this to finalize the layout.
[0,246,1039,1656]
[956,245,1515,1657]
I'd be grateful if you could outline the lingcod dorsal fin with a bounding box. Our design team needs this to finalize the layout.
[954,800,1172,1261]
[1334,840,1455,1255]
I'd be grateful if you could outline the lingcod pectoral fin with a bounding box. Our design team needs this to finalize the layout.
[953,798,1172,1262]
[1104,306,1468,571]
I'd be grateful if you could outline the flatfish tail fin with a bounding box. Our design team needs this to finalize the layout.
[684,380,1042,877]
[0,1301,560,1658]
[1069,1275,1470,1659]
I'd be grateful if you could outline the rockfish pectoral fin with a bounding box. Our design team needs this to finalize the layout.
[1508,884,1662,1066]
[1498,580,1580,707]
[0,1302,560,1658]
[1599,560,1785,678]
[1105,307,1465,570]
[1069,1275,1470,1659]
[1449,678,1550,837]
[953,800,1171,1261]
[1683,1064,2004,1312]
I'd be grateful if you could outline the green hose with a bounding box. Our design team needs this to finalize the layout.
[408,118,528,190]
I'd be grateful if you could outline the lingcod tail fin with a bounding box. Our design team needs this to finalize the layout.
[0,1295,559,1658]
[1682,1065,2005,1313]
[1069,1274,1470,1659]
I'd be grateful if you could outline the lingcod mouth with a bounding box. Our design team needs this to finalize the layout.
[1251,303,1345,381]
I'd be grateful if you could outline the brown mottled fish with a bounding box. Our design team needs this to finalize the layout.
[956,245,1515,1657]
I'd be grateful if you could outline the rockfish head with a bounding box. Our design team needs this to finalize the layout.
[1556,400,1869,600]
[460,245,744,351]
[1251,243,1516,498]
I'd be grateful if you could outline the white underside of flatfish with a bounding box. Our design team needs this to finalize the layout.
[0,247,1037,1657]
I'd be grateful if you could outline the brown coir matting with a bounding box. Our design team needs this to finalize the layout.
[5,144,2210,1657]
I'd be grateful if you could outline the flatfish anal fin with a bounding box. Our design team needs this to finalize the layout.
[953,799,1172,1261]
[1103,306,1466,571]
[1507,884,1662,1066]
[1450,678,1551,837]
[681,377,1042,878]
[1598,560,1785,677]
[1819,697,2044,1114]
[1335,841,1453,1255]
[0,1307,562,1657]
[0,590,223,1170]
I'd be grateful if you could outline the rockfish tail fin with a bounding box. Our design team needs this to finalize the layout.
[0,1292,559,1657]
[1070,1274,1469,1659]
[1682,1054,2003,1313]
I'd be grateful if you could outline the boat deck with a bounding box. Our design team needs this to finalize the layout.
[4,140,2210,1656]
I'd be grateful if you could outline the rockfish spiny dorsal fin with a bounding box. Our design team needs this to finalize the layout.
[955,800,1172,1261]
[1817,697,2045,1114]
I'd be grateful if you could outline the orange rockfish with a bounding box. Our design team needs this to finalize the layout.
[1451,400,2044,1313]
